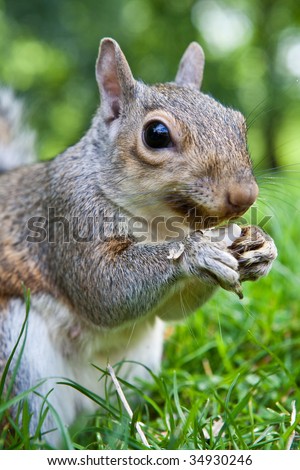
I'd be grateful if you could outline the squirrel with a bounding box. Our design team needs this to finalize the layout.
[0,38,277,445]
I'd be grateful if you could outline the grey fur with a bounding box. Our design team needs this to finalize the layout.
[0,39,277,442]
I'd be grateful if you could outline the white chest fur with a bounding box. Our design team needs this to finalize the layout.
[4,294,165,444]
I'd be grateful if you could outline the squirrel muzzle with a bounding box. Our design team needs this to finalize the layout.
[225,180,259,217]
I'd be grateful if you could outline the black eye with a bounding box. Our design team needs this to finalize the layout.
[143,121,172,149]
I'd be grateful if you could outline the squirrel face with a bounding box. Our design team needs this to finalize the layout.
[95,39,258,230]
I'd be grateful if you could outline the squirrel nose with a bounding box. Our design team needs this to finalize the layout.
[226,181,258,215]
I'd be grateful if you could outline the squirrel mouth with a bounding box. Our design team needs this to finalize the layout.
[164,193,225,229]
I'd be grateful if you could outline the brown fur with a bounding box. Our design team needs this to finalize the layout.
[0,164,56,303]
[0,40,277,443]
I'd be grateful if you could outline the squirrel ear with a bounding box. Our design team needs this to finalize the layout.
[175,42,205,90]
[96,38,135,123]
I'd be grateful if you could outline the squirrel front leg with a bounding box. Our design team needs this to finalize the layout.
[57,233,241,329]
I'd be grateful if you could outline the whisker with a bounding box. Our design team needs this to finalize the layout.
[259,183,300,193]
[255,163,300,175]
[179,289,200,347]
[246,103,276,129]
[258,194,299,211]
[125,321,137,351]
[256,197,277,210]
[245,97,270,122]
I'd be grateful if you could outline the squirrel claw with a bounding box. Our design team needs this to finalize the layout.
[236,288,244,300]
[233,283,243,299]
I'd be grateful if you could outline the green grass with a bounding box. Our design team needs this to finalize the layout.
[1,176,300,450]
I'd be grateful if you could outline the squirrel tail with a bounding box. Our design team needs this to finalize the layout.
[0,88,36,172]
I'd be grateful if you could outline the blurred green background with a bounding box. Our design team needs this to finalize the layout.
[1,1,300,450]
[1,0,300,170]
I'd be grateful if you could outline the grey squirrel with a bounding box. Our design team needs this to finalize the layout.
[0,38,277,445]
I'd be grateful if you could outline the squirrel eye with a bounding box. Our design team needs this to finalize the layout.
[143,121,172,149]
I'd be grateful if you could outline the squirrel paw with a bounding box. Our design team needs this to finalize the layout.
[228,225,277,282]
[182,230,242,297]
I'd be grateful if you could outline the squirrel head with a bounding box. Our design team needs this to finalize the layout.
[94,38,258,230]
